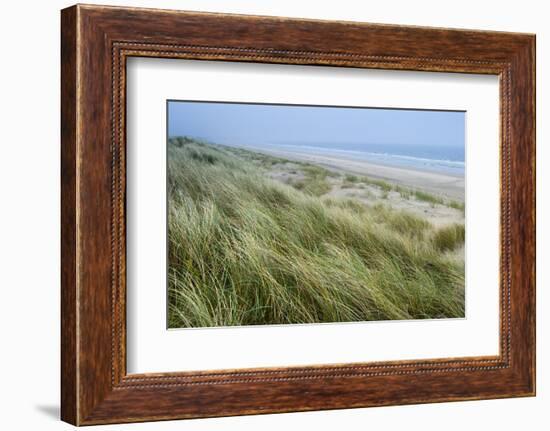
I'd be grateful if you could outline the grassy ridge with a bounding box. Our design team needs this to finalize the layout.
[342,172,464,210]
[168,138,465,328]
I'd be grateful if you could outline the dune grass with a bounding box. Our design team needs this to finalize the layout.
[167,138,465,328]
[413,190,445,205]
[343,173,462,209]
[449,200,466,212]
[433,223,466,252]
[291,165,333,197]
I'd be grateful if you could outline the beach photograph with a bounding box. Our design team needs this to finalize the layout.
[167,101,466,328]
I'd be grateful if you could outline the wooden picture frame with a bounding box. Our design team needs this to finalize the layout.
[61,4,535,425]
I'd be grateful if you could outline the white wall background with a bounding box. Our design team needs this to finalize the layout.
[0,1,546,429]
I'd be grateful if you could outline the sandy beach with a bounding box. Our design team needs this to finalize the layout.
[223,144,465,228]
[236,145,465,202]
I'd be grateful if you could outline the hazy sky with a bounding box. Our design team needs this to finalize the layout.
[168,101,465,149]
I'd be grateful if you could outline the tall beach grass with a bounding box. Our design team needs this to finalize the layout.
[168,138,465,328]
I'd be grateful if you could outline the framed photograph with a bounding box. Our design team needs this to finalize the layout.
[61,4,536,425]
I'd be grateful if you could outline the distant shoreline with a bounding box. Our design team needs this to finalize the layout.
[229,144,465,201]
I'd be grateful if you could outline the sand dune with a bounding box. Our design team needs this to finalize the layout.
[238,146,465,201]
